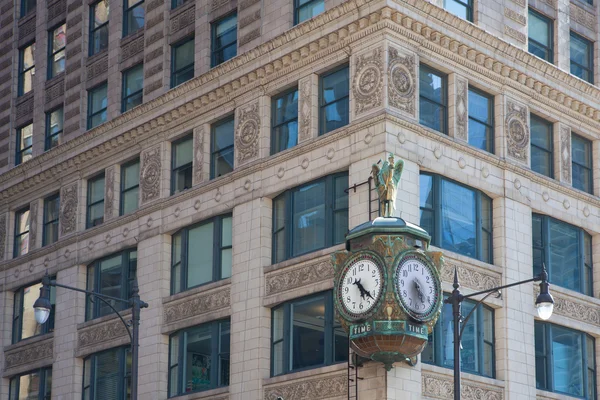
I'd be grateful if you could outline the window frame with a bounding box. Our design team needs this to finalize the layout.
[120,158,140,216]
[123,0,144,37]
[13,206,30,258]
[87,82,108,130]
[467,86,494,153]
[82,346,131,400]
[170,134,193,195]
[45,107,63,151]
[20,0,36,18]
[121,64,144,113]
[210,115,235,179]
[444,0,473,22]
[86,172,105,228]
[530,114,553,178]
[47,23,66,79]
[570,31,594,84]
[528,8,554,63]
[12,280,56,343]
[18,43,35,97]
[9,367,52,400]
[43,193,60,247]
[170,36,195,88]
[419,64,448,134]
[89,0,109,56]
[293,0,325,25]
[571,133,593,194]
[16,123,33,166]
[211,12,237,68]
[170,213,232,295]
[271,87,299,155]
[319,64,350,136]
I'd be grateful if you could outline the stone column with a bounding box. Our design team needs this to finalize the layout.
[297,74,318,144]
[503,96,530,168]
[448,73,468,143]
[554,123,571,186]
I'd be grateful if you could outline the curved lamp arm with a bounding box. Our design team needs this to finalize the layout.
[458,289,500,341]
[87,294,133,342]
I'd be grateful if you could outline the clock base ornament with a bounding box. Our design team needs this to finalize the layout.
[333,217,444,371]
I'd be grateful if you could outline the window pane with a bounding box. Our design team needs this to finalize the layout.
[571,33,591,66]
[91,85,108,114]
[297,0,324,23]
[549,219,580,292]
[272,306,285,376]
[420,174,433,209]
[184,325,212,392]
[49,108,64,137]
[174,137,193,168]
[126,4,145,34]
[291,295,325,370]
[529,10,550,47]
[169,334,179,397]
[321,67,349,134]
[420,98,445,133]
[19,124,33,152]
[22,44,35,71]
[99,255,124,316]
[552,326,584,397]
[93,0,109,26]
[468,119,492,152]
[21,283,43,339]
[441,180,476,258]
[334,324,349,363]
[572,135,591,167]
[122,161,140,190]
[535,322,547,389]
[17,371,41,399]
[174,39,194,71]
[95,349,120,400]
[89,176,105,203]
[173,165,192,193]
[292,181,325,256]
[122,188,139,215]
[219,321,230,386]
[445,0,470,20]
[322,101,349,133]
[483,308,493,377]
[124,66,144,96]
[468,89,491,124]
[420,67,444,103]
[187,223,214,287]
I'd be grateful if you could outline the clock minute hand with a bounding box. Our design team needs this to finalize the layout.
[353,279,372,300]
[414,279,425,303]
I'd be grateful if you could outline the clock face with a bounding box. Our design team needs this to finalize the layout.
[395,255,440,321]
[339,256,384,319]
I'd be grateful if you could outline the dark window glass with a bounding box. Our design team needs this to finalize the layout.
[419,173,492,263]
[87,173,105,228]
[123,0,144,36]
[120,159,139,215]
[419,64,447,134]
[86,249,137,320]
[211,117,234,179]
[422,294,494,377]
[45,108,63,151]
[9,368,52,400]
[535,322,596,399]
[12,281,56,343]
[572,133,593,194]
[211,13,237,67]
[48,24,66,78]
[171,135,192,194]
[528,9,553,63]
[319,66,349,135]
[171,0,187,9]
[273,173,348,263]
[18,43,35,96]
[171,214,231,294]
[294,0,324,24]
[271,291,348,376]
[468,87,494,153]
[444,0,472,21]
[20,0,36,17]
[168,320,230,397]
[89,0,109,56]
[530,114,553,178]
[87,83,108,129]
[83,347,131,400]
[271,88,299,154]
[122,64,143,112]
[14,207,30,257]
[43,194,60,246]
[532,214,592,296]
[171,37,194,88]
[16,124,33,165]
[570,31,594,84]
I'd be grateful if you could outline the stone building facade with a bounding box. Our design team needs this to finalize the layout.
[1,0,600,399]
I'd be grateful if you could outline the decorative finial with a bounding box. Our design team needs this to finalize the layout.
[452,267,460,290]
[371,154,404,218]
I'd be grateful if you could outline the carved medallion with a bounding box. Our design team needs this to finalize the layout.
[235,102,260,165]
[60,182,78,236]
[141,146,161,204]
[388,46,416,116]
[505,100,529,163]
[353,47,383,116]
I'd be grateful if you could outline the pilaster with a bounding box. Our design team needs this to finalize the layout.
[104,165,118,221]
[554,123,571,186]
[192,124,210,186]
[28,199,40,251]
[234,98,264,168]
[448,73,468,143]
[556,0,571,72]
[140,143,165,205]
[503,96,530,168]
[297,74,318,144]
[59,180,80,238]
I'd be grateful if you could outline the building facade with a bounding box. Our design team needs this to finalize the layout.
[1,0,600,399]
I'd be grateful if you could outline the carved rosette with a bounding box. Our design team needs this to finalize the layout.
[78,318,130,349]
[164,287,231,324]
[29,201,38,249]
[505,99,529,164]
[266,259,332,296]
[5,339,54,369]
[60,182,78,236]
[441,263,500,292]
[0,213,6,260]
[235,102,260,165]
[455,76,468,141]
[298,77,313,143]
[422,373,503,400]
[140,146,162,204]
[388,45,416,116]
[559,125,572,184]
[264,373,347,400]
[193,127,204,186]
[352,47,384,116]
[105,166,115,220]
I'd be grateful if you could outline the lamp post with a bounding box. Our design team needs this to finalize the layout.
[33,273,148,400]
[445,265,554,400]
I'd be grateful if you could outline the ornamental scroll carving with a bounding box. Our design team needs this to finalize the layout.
[235,102,261,165]
[164,287,230,324]
[0,214,6,260]
[441,263,500,292]
[560,125,572,184]
[266,259,333,296]
[535,288,600,326]
[105,166,115,220]
[352,47,383,116]
[140,146,161,204]
[60,182,78,236]
[422,373,503,400]
[193,127,204,186]
[78,318,129,349]
[388,46,416,116]
[4,339,53,369]
[264,373,347,400]
[298,77,313,143]
[505,99,529,164]
[455,76,468,141]
[29,201,38,249]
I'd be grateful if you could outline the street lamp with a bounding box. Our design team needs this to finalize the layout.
[33,273,148,400]
[445,265,554,400]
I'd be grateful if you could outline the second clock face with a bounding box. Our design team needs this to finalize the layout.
[340,257,384,319]
[395,255,439,321]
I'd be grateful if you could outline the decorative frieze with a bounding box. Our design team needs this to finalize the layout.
[235,101,261,165]
[239,10,261,29]
[441,262,501,292]
[352,46,384,117]
[505,98,529,164]
[78,318,129,349]
[298,76,314,143]
[86,54,108,80]
[48,0,66,21]
[504,8,526,25]
[454,75,468,141]
[45,79,65,105]
[170,6,195,33]
[559,124,572,185]
[193,127,204,186]
[16,96,34,121]
[387,44,416,117]
[422,373,503,400]
[535,287,600,326]
[4,338,53,369]
[570,4,596,31]
[504,26,526,44]
[18,16,36,40]
[164,287,230,324]
[121,35,144,61]
[239,28,261,46]
[0,214,6,260]
[264,373,347,400]
[211,0,228,10]
[59,181,78,236]
[105,166,115,220]
[140,145,162,204]
[266,259,332,296]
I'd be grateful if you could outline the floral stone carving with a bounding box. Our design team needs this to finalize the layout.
[0,214,6,260]
[164,287,230,324]
[141,146,162,204]
[235,102,261,165]
[78,318,129,349]
[388,46,416,116]
[422,373,503,400]
[266,260,332,296]
[441,263,500,292]
[353,47,383,116]
[60,182,78,236]
[505,100,529,163]
[105,166,115,219]
[535,287,600,326]
[5,339,53,369]
[264,373,347,400]
[298,77,312,143]
[455,76,468,141]
[193,127,204,185]
[560,125,571,184]
[29,201,38,249]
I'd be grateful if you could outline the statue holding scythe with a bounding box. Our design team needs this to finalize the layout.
[371,153,404,218]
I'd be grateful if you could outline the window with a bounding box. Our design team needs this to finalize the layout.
[168,320,230,397]
[171,214,231,294]
[419,64,447,134]
[83,347,131,400]
[16,123,33,165]
[528,9,553,63]
[86,249,137,320]
[18,43,35,96]
[12,281,55,343]
[9,368,52,400]
[45,108,63,150]
[271,88,299,154]
[48,24,66,79]
[20,0,35,17]
[122,64,143,112]
[211,13,237,67]
[294,0,324,25]
[14,207,30,257]
[468,87,494,153]
[535,322,596,399]
[43,194,60,246]
[422,294,494,377]
[273,173,348,263]
[572,133,593,194]
[171,135,192,195]
[444,0,472,21]
[89,0,109,56]
[171,0,186,8]
[123,0,144,36]
[87,173,105,228]
[319,65,349,135]
[87,83,108,129]
[120,159,139,215]
[271,291,348,376]
[171,37,194,88]
[570,32,594,84]
[419,173,492,263]
[533,214,592,296]
[530,114,553,178]
[211,116,234,179]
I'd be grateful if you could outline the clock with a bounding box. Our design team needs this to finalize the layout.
[337,254,384,320]
[394,253,441,322]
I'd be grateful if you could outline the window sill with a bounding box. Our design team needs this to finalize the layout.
[121,29,144,46]
[263,362,347,386]
[164,277,231,304]
[266,244,344,273]
[4,331,54,353]
[169,386,228,400]
[86,49,108,66]
[169,1,194,18]
[78,308,132,330]
[18,11,35,25]
[536,388,585,400]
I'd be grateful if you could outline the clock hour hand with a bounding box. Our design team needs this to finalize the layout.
[414,279,425,304]
[353,279,374,300]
